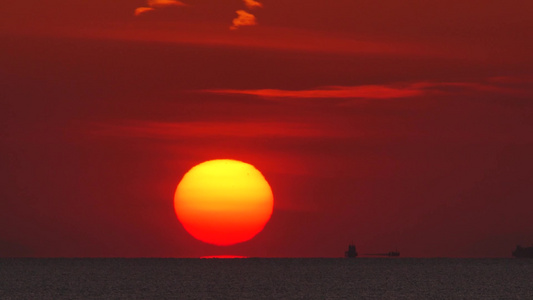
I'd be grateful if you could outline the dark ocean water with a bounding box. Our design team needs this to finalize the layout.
[1,258,532,299]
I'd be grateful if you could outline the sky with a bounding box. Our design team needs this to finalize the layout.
[1,0,533,258]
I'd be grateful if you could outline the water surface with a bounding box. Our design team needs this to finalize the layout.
[1,258,531,299]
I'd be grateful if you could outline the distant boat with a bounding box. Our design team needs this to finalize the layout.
[512,245,533,258]
[345,244,358,258]
[386,251,400,257]
[364,251,400,257]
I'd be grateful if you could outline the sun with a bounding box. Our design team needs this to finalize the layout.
[174,159,274,246]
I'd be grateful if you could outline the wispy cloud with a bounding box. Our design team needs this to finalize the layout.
[148,0,186,8]
[230,0,263,30]
[133,0,263,30]
[134,0,186,16]
[243,0,263,10]
[134,7,155,16]
[230,10,258,30]
[207,78,533,100]
[209,85,424,99]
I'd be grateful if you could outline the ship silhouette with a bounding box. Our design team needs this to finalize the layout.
[345,244,358,258]
[512,245,533,258]
[364,250,400,257]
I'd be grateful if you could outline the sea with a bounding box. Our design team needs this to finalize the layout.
[1,258,532,299]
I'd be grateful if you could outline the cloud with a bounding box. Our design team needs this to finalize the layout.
[134,7,155,16]
[134,0,262,30]
[148,0,187,8]
[209,85,424,99]
[207,78,533,100]
[230,10,258,30]
[243,0,263,10]
[134,0,186,16]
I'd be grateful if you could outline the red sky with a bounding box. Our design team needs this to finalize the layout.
[1,0,533,258]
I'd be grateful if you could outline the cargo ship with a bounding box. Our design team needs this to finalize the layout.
[512,245,533,258]
[385,251,400,257]
[345,244,358,258]
[364,251,400,257]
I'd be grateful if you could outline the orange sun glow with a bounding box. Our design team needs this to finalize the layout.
[174,159,274,246]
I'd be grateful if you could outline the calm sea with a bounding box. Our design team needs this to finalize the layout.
[1,258,532,299]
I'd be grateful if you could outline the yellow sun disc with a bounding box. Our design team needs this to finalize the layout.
[174,159,274,246]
